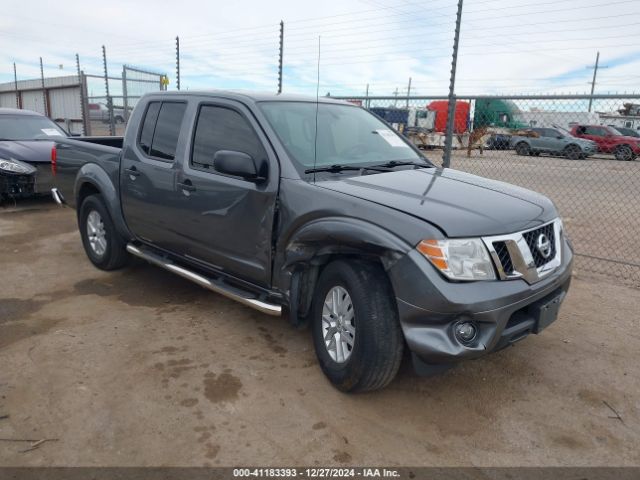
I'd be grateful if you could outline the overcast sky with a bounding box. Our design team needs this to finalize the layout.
[1,0,639,97]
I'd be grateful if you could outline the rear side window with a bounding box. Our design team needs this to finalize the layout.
[139,102,161,155]
[150,103,187,161]
[191,105,266,169]
[138,101,186,161]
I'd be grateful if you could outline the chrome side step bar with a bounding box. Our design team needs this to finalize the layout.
[126,244,282,317]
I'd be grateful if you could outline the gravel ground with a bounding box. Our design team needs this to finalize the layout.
[0,199,638,467]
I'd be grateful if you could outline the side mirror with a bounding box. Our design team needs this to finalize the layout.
[213,150,265,181]
[557,135,563,139]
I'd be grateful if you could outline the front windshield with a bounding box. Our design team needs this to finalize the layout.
[607,126,623,136]
[259,101,424,168]
[0,115,67,141]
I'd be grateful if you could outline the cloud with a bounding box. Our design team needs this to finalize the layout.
[1,0,639,97]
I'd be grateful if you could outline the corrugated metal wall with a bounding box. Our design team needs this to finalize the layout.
[0,75,84,134]
[21,90,46,114]
[49,87,82,119]
[0,92,18,108]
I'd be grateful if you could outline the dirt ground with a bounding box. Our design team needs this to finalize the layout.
[0,199,639,467]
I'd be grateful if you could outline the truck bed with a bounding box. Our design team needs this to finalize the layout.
[53,136,124,208]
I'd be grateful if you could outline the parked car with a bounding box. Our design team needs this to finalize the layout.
[485,133,511,150]
[570,124,640,161]
[0,108,68,201]
[51,92,573,392]
[611,126,640,138]
[511,127,596,159]
[88,102,126,123]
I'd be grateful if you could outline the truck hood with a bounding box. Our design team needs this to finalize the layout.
[318,168,557,237]
[0,140,54,164]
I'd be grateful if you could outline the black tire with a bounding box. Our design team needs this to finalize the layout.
[311,259,404,392]
[564,144,582,160]
[614,145,633,161]
[79,194,129,270]
[515,142,530,156]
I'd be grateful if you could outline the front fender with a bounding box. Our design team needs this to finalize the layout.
[276,216,413,325]
[282,216,412,270]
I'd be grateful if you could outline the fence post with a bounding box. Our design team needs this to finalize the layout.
[102,45,115,136]
[81,72,91,136]
[75,54,87,135]
[278,20,284,94]
[39,57,49,117]
[365,83,369,108]
[122,65,129,123]
[442,0,463,168]
[176,36,181,91]
[13,62,20,109]
[406,77,412,108]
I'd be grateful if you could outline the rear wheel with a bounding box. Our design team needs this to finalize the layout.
[312,260,404,392]
[614,145,633,161]
[564,144,582,160]
[79,194,129,270]
[515,142,530,156]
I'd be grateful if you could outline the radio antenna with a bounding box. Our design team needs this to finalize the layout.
[312,35,321,184]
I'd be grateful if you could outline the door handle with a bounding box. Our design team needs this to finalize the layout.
[124,166,140,178]
[178,180,196,193]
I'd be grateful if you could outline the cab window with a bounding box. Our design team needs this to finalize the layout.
[191,105,266,171]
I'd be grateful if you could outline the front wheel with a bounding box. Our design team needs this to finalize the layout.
[79,194,129,270]
[515,142,530,156]
[564,144,582,160]
[312,260,404,392]
[614,145,633,161]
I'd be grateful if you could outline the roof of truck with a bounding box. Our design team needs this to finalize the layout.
[145,90,352,105]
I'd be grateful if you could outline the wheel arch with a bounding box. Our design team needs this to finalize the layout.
[74,164,132,240]
[279,217,411,327]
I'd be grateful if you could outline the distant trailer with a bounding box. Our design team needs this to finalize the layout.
[599,114,640,131]
[514,111,600,131]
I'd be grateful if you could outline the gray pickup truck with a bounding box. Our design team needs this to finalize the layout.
[51,91,573,392]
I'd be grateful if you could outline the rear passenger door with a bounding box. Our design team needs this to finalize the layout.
[171,100,280,287]
[120,100,188,251]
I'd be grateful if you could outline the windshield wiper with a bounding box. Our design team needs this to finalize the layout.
[304,164,390,174]
[370,160,434,169]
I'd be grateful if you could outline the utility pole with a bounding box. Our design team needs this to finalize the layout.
[39,57,48,117]
[176,36,181,91]
[406,77,412,108]
[587,51,608,112]
[278,20,284,93]
[443,0,463,168]
[13,62,19,108]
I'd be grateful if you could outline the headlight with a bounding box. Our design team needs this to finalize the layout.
[0,158,35,175]
[417,238,496,281]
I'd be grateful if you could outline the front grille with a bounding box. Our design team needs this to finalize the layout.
[493,241,514,275]
[522,223,556,267]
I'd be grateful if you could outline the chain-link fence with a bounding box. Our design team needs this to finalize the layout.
[333,93,640,286]
[85,65,165,136]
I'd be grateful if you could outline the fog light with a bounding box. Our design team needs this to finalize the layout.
[454,321,477,344]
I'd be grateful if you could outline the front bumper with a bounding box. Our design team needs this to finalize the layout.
[0,164,53,199]
[388,237,573,366]
[0,172,36,199]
